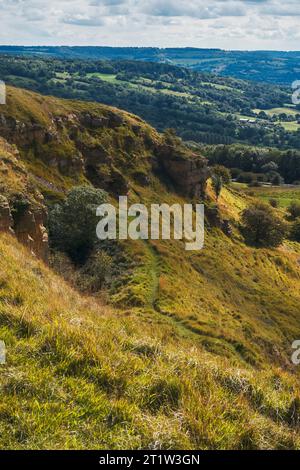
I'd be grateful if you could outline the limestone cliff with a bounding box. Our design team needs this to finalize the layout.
[0,137,48,261]
[0,87,209,200]
[156,143,209,199]
[0,86,209,261]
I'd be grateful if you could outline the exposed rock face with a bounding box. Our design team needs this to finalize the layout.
[1,99,210,201]
[0,196,14,233]
[77,141,111,166]
[156,145,209,199]
[0,197,49,262]
[0,113,84,177]
[0,196,48,261]
[79,113,109,129]
[0,114,48,147]
[14,207,49,262]
[0,136,49,261]
[0,92,210,262]
[85,163,129,195]
[79,111,124,130]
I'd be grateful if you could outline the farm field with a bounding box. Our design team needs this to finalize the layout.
[252,107,300,132]
[233,183,300,208]
[253,107,299,117]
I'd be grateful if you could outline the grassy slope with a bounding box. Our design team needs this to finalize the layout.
[1,233,300,450]
[1,87,300,449]
[119,182,300,370]
[1,86,161,200]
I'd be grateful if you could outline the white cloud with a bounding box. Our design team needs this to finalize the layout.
[0,0,298,49]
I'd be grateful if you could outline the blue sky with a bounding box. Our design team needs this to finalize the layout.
[0,0,299,50]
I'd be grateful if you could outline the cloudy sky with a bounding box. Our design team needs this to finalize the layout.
[0,0,299,50]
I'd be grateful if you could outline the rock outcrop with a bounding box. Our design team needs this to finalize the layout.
[156,144,209,199]
[0,196,49,262]
[0,89,210,202]
[0,196,14,233]
[0,137,49,261]
[14,207,49,262]
[0,87,211,263]
[0,113,84,177]
[0,114,49,147]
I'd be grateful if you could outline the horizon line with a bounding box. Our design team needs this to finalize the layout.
[0,44,299,53]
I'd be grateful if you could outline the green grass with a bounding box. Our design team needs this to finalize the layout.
[56,72,71,79]
[1,233,300,450]
[86,73,120,84]
[242,186,300,208]
[201,81,240,93]
[281,121,300,132]
[252,107,300,132]
[253,107,299,117]
[1,86,300,449]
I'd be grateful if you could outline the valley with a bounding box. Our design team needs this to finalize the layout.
[0,46,299,85]
[0,86,300,449]
[1,56,299,152]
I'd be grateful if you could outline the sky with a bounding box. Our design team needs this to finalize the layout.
[0,0,299,50]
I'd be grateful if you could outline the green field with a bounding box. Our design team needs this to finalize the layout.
[281,121,300,132]
[254,107,299,117]
[86,72,197,100]
[201,81,242,93]
[55,71,71,79]
[86,72,120,83]
[251,107,300,132]
[246,186,300,208]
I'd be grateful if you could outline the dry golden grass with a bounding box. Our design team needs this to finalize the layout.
[0,233,300,450]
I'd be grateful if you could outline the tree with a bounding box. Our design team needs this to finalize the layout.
[241,202,286,247]
[270,173,284,186]
[261,161,278,173]
[211,174,223,201]
[212,165,231,184]
[49,186,108,262]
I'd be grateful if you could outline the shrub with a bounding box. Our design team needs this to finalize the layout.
[230,168,242,179]
[80,250,113,292]
[271,173,284,186]
[49,251,80,285]
[211,174,223,201]
[269,199,278,208]
[212,165,231,185]
[49,186,108,263]
[10,193,31,225]
[287,202,300,220]
[237,172,258,184]
[290,218,300,242]
[241,202,286,247]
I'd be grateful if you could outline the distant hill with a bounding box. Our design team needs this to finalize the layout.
[0,46,299,85]
[0,55,299,151]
